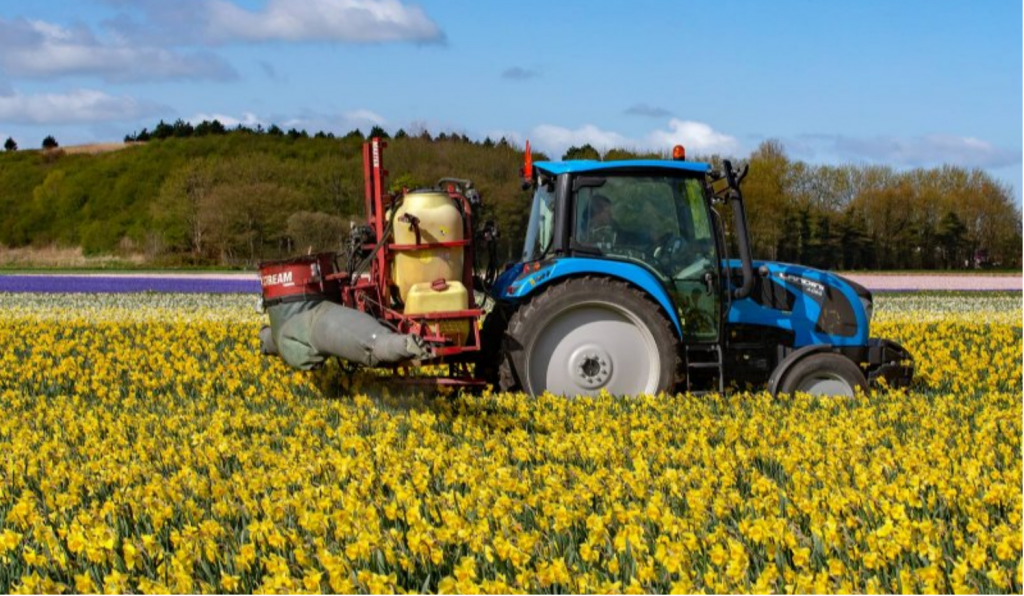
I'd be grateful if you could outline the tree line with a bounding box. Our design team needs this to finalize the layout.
[5,118,518,154]
[0,124,1018,270]
[4,136,59,151]
[736,140,1019,270]
[0,126,531,266]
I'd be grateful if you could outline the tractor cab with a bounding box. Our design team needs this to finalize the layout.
[521,159,723,342]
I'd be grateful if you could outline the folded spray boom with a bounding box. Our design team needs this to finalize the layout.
[256,138,488,385]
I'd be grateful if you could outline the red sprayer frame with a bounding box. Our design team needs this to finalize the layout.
[328,138,485,386]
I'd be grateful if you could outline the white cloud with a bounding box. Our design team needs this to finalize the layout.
[646,119,741,155]
[204,0,444,44]
[531,124,630,156]
[342,109,386,128]
[0,17,236,82]
[807,133,1022,169]
[188,112,264,128]
[0,89,166,124]
[530,120,739,159]
[183,108,386,134]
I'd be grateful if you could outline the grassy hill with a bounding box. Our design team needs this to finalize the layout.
[0,128,1019,270]
[0,133,535,266]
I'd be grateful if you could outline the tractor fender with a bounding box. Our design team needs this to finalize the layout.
[502,258,683,338]
[767,344,835,396]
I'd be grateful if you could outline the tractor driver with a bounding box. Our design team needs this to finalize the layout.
[588,194,614,235]
[577,193,619,251]
[582,193,652,251]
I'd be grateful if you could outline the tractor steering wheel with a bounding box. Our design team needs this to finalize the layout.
[646,231,674,256]
[646,232,689,270]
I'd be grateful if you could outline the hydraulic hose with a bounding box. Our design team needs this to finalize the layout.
[350,196,401,279]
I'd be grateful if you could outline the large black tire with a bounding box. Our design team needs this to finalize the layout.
[502,276,682,396]
[776,352,868,397]
[477,303,517,391]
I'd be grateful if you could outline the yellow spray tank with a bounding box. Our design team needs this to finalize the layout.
[391,190,470,344]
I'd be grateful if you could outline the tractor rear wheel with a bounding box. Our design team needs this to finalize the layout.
[776,352,868,397]
[502,277,681,396]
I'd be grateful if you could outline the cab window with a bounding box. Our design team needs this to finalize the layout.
[572,174,715,280]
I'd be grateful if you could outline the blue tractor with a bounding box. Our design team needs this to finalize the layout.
[479,148,914,397]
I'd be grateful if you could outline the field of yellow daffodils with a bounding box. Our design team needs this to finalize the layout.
[0,292,1020,594]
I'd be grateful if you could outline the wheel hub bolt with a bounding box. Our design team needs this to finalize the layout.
[576,353,610,387]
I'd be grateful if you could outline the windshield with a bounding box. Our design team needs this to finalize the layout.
[522,184,556,261]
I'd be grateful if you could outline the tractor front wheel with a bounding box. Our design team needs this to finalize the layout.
[775,352,868,398]
[502,277,681,396]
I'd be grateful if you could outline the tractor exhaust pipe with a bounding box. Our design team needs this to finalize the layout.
[723,160,755,300]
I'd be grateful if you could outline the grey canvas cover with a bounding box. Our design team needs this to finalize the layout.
[260,300,430,370]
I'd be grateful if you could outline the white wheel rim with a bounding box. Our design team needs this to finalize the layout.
[527,301,661,396]
[795,373,855,397]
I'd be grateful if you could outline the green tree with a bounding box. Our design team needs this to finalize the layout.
[153,159,216,259]
[603,148,641,161]
[152,120,173,139]
[855,181,913,270]
[286,211,347,253]
[837,206,871,269]
[743,139,790,260]
[172,119,194,138]
[4,137,17,151]
[388,172,425,193]
[809,211,839,269]
[936,211,967,269]
[368,125,389,140]
[194,120,226,136]
[28,169,66,241]
[562,144,600,161]
[41,135,59,150]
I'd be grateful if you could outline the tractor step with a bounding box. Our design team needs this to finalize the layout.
[685,344,724,394]
[727,342,765,350]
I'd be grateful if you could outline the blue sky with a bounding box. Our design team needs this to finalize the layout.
[1,0,1020,201]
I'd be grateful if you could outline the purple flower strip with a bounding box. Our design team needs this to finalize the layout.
[0,275,260,294]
